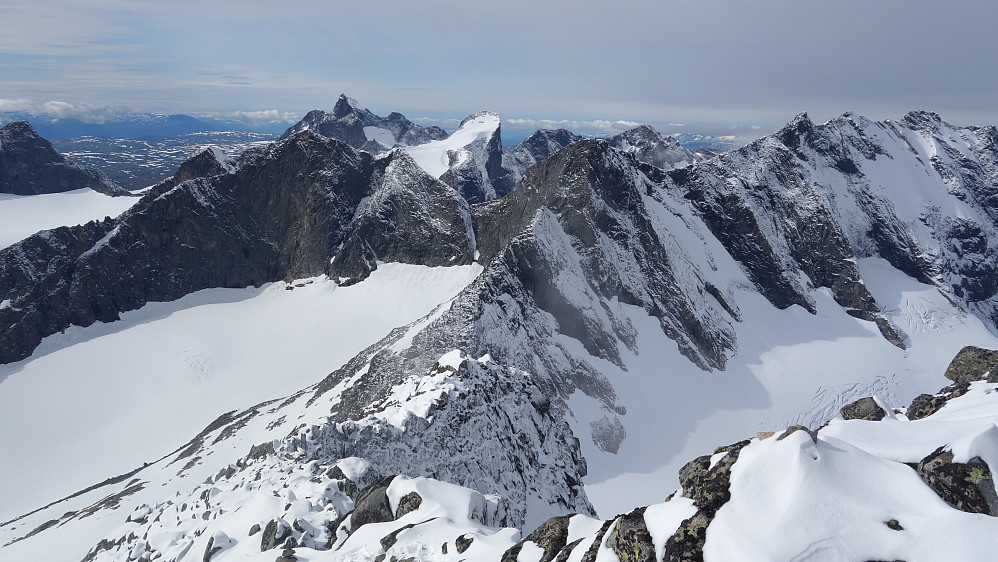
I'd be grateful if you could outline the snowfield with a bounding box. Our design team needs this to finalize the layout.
[0,189,138,249]
[0,263,482,522]
[404,113,500,178]
[576,255,998,516]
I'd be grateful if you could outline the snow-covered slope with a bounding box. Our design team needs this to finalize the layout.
[0,189,137,249]
[6,347,998,562]
[0,263,481,523]
[404,112,503,204]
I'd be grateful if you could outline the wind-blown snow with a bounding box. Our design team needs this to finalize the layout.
[0,263,482,522]
[404,113,499,178]
[0,188,137,249]
[703,379,998,561]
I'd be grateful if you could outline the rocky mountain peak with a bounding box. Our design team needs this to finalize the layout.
[607,124,692,170]
[520,128,582,155]
[331,93,358,119]
[775,111,815,150]
[493,128,582,197]
[458,110,500,128]
[0,120,128,196]
[0,120,40,142]
[171,146,233,185]
[282,95,447,153]
[902,109,945,131]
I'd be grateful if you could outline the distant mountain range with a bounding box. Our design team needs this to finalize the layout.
[5,97,998,561]
[0,112,293,139]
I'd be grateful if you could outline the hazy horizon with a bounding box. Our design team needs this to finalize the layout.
[3,0,997,139]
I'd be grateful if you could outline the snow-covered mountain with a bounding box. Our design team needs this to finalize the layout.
[404,111,503,204]
[3,107,998,561]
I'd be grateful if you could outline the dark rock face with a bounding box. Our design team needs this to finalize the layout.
[914,447,998,515]
[455,534,474,553]
[172,146,231,185]
[840,397,887,421]
[350,476,397,529]
[501,515,571,562]
[606,507,655,562]
[281,94,447,151]
[662,112,998,348]
[439,112,504,204]
[0,132,374,364]
[0,121,128,196]
[495,128,582,197]
[394,492,422,519]
[331,150,475,282]
[664,440,751,562]
[203,536,222,561]
[260,519,292,551]
[0,131,482,365]
[607,125,694,170]
[477,140,737,371]
[906,382,971,420]
[944,346,998,384]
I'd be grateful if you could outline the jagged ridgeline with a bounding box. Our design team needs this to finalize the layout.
[6,108,998,369]
[4,102,998,561]
[10,346,998,562]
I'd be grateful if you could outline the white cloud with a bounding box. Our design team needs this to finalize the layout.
[198,109,299,125]
[503,118,641,136]
[0,98,34,112]
[0,99,131,123]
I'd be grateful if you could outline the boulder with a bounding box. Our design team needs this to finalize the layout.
[944,346,998,384]
[915,447,998,515]
[606,507,656,562]
[840,397,887,421]
[351,476,397,529]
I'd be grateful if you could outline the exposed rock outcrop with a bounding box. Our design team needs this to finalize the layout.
[607,125,694,170]
[840,397,887,421]
[914,447,998,515]
[944,345,998,384]
[0,132,476,364]
[664,440,751,561]
[495,128,582,197]
[0,121,128,196]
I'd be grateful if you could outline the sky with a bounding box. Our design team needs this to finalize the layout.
[1,0,997,138]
